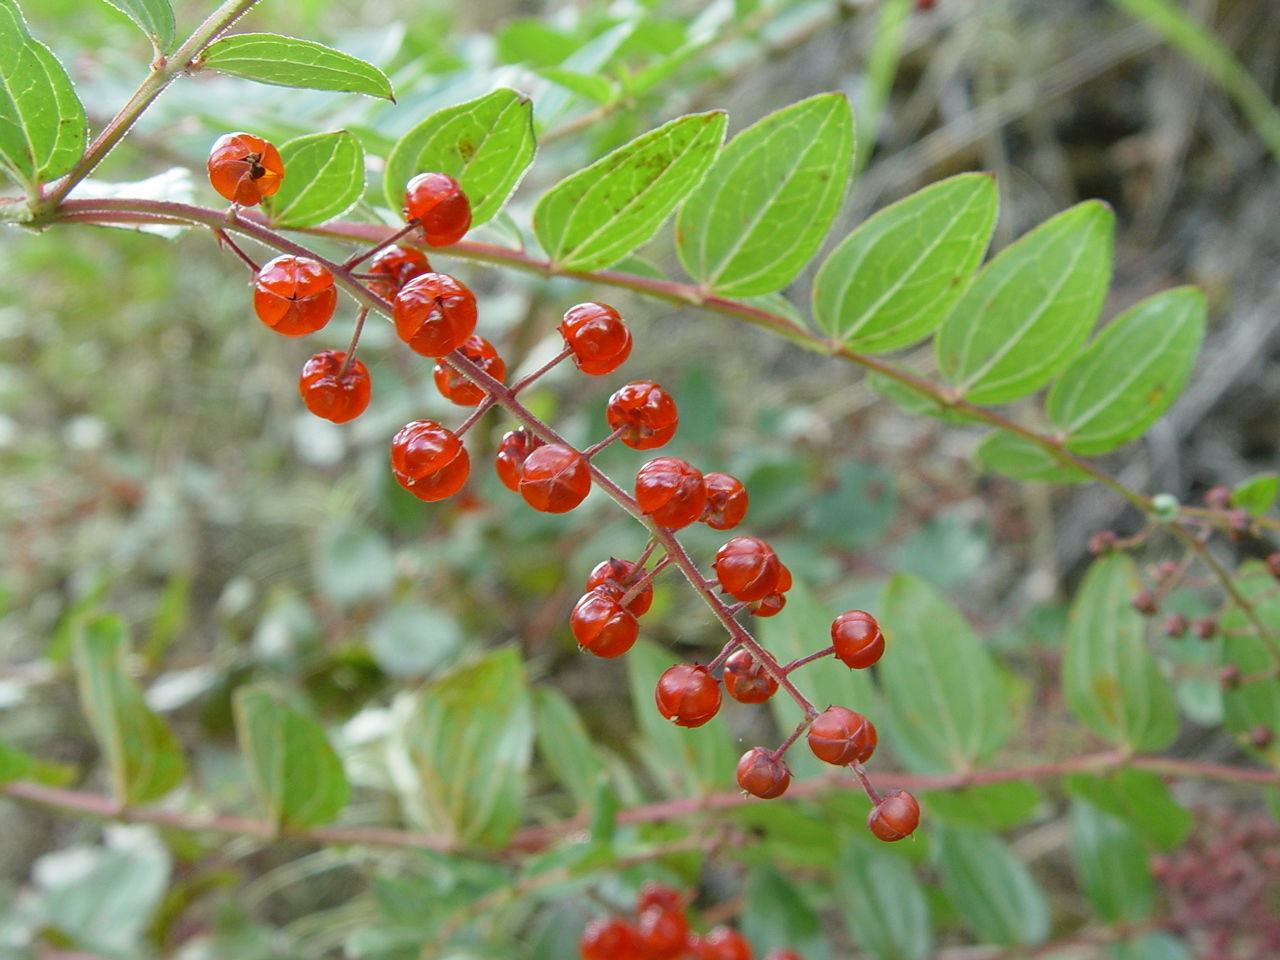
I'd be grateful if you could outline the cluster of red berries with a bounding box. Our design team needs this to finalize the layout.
[579,883,803,960]
[204,134,920,842]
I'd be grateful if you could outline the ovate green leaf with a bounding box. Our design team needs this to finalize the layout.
[1070,798,1156,923]
[532,687,605,812]
[677,93,854,296]
[814,174,996,350]
[73,617,186,805]
[936,201,1114,403]
[264,130,364,228]
[878,574,1011,771]
[837,839,932,960]
[383,88,536,225]
[233,685,349,828]
[975,430,1092,483]
[0,0,87,186]
[1047,287,1205,454]
[1064,769,1191,850]
[935,825,1050,946]
[1061,554,1178,752]
[533,111,726,270]
[198,33,394,101]
[1232,472,1280,517]
[95,0,174,52]
[922,780,1043,830]
[1219,562,1280,764]
[742,867,829,960]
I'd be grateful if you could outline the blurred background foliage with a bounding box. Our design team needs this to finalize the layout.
[3,0,1280,957]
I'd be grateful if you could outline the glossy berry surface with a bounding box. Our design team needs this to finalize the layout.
[433,335,505,406]
[831,610,885,669]
[570,588,639,658]
[637,905,689,960]
[393,272,478,357]
[207,132,283,206]
[518,443,591,513]
[635,457,707,530]
[606,381,679,450]
[586,558,652,617]
[654,664,721,727]
[298,351,371,423]
[807,706,877,765]
[560,301,633,376]
[252,255,337,336]
[697,927,753,960]
[389,420,470,502]
[701,472,749,530]
[713,537,782,603]
[867,789,921,842]
[736,747,791,799]
[367,245,431,299]
[749,564,791,618]
[579,916,643,960]
[403,172,471,246]
[722,649,779,704]
[494,428,543,492]
[635,883,682,914]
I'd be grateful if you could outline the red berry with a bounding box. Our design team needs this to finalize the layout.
[433,335,505,406]
[298,350,371,423]
[367,245,431,299]
[518,443,592,513]
[637,906,689,960]
[722,649,778,704]
[701,472,749,530]
[867,790,920,842]
[586,558,653,616]
[696,927,753,960]
[654,664,721,727]
[252,255,337,336]
[748,565,792,618]
[606,382,679,450]
[560,301,633,376]
[403,172,471,246]
[390,420,470,502]
[494,428,544,492]
[580,917,644,960]
[393,272,478,357]
[635,883,683,914]
[713,537,782,603]
[807,706,877,765]
[570,588,639,658]
[635,458,707,530]
[736,747,790,799]
[831,611,884,669]
[207,132,284,206]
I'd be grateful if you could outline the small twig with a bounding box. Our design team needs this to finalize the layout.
[212,227,259,271]
[337,308,369,376]
[343,222,419,270]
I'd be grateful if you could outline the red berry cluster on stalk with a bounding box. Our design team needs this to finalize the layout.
[203,136,919,842]
[579,883,805,960]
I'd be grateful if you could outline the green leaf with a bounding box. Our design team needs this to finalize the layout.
[1232,472,1279,517]
[742,866,829,960]
[262,130,364,228]
[1063,769,1191,850]
[1061,554,1178,752]
[383,88,536,226]
[814,173,997,350]
[1219,562,1280,760]
[0,740,32,781]
[1046,287,1205,454]
[538,67,615,104]
[233,685,349,829]
[533,687,605,812]
[533,110,726,271]
[837,839,932,960]
[878,575,1011,772]
[95,0,174,52]
[1070,798,1156,923]
[975,430,1092,484]
[934,825,1050,946]
[922,780,1043,830]
[392,648,533,846]
[867,370,981,425]
[73,616,186,805]
[936,201,1114,404]
[0,0,88,186]
[626,638,736,792]
[197,33,394,101]
[676,93,854,297]
[367,601,461,677]
[1110,933,1194,960]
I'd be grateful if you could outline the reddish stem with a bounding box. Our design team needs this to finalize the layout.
[582,425,628,460]
[212,227,259,271]
[511,346,574,394]
[770,715,813,762]
[344,221,420,270]
[782,645,835,673]
[619,555,672,608]
[337,307,368,377]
